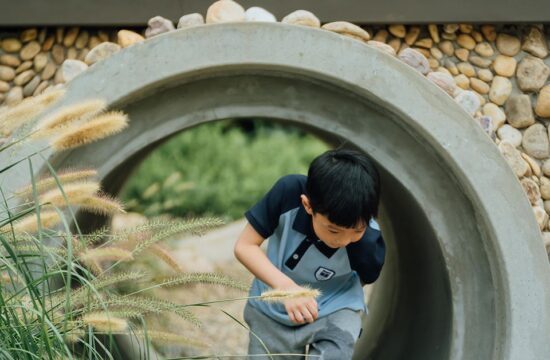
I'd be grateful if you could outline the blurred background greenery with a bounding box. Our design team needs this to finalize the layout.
[119,119,329,221]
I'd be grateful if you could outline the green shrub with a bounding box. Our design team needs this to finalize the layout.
[120,120,329,220]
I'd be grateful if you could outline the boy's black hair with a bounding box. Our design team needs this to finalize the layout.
[306,148,380,228]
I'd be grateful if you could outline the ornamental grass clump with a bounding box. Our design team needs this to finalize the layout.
[0,88,252,359]
[0,85,322,359]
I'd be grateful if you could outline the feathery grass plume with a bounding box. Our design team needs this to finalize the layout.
[51,111,129,151]
[82,258,104,276]
[5,243,68,257]
[147,244,183,273]
[260,286,321,303]
[39,181,100,208]
[63,271,147,307]
[82,309,145,320]
[0,88,65,136]
[132,330,209,348]
[63,327,85,344]
[131,217,224,255]
[82,312,128,332]
[78,192,126,216]
[68,225,109,252]
[31,99,106,138]
[79,247,134,263]
[154,272,249,292]
[14,168,98,200]
[87,295,201,327]
[1,209,62,234]
[113,217,224,241]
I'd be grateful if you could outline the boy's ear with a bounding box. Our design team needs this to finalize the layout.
[301,194,313,215]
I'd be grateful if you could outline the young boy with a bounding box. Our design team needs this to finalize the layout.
[234,148,385,360]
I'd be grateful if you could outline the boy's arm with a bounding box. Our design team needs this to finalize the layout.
[346,225,386,286]
[234,222,318,324]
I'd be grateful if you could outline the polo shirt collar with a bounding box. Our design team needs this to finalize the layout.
[292,204,338,258]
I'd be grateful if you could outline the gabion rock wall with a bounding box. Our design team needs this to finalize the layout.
[1,0,549,260]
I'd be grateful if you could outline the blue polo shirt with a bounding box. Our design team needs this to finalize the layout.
[244,174,385,326]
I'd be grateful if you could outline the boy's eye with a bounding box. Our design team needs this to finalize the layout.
[328,230,339,234]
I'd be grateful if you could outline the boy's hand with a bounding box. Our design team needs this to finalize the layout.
[280,283,319,324]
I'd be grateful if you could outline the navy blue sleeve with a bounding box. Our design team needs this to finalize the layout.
[244,175,304,239]
[346,225,386,284]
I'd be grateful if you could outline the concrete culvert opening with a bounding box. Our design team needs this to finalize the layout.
[5,23,550,359]
[71,115,454,360]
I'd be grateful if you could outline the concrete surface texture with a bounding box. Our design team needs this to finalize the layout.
[2,22,550,359]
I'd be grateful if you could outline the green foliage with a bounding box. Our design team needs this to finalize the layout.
[120,120,329,220]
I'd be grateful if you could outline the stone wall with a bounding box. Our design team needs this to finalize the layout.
[1,1,549,257]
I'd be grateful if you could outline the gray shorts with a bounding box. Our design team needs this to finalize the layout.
[243,301,364,360]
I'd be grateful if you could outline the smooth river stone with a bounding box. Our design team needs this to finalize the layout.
[177,13,205,28]
[388,24,406,38]
[470,78,490,94]
[206,0,246,24]
[457,34,476,50]
[145,16,175,37]
[281,10,320,27]
[0,65,15,81]
[522,123,550,159]
[398,47,430,74]
[322,22,371,42]
[367,41,396,56]
[1,38,22,52]
[84,42,121,65]
[454,90,480,116]
[454,74,470,89]
[245,7,276,22]
[438,40,454,56]
[521,178,541,205]
[477,69,493,83]
[117,30,144,48]
[427,71,456,96]
[536,85,550,118]
[489,76,512,105]
[474,42,494,57]
[492,55,516,77]
[497,124,522,147]
[516,55,550,92]
[13,69,34,86]
[540,177,550,200]
[457,62,476,77]
[0,54,20,67]
[496,33,521,56]
[498,141,529,177]
[469,56,492,68]
[20,41,41,61]
[505,94,535,128]
[521,26,548,58]
[482,102,506,129]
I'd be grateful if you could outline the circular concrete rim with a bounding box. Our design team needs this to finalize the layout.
[2,22,550,359]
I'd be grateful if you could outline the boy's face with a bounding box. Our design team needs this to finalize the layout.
[300,195,367,249]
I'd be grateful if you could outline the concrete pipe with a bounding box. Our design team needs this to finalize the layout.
[2,23,550,359]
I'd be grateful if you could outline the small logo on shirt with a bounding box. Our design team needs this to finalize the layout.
[315,267,335,281]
